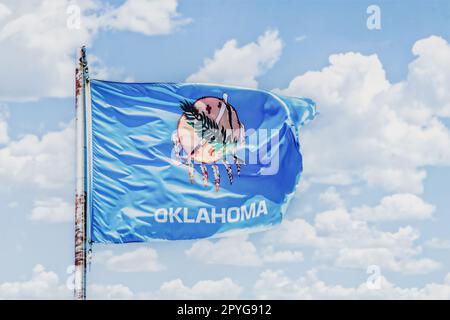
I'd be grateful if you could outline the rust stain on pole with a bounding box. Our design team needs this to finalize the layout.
[74,46,87,300]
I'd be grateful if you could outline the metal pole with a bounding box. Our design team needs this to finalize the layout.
[74,46,88,300]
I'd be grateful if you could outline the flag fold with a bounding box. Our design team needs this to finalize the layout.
[88,80,316,242]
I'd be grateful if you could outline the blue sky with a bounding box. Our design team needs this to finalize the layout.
[1,0,450,299]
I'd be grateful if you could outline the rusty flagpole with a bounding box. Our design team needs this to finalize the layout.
[74,46,89,300]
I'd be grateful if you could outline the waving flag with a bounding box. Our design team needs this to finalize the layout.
[87,80,316,243]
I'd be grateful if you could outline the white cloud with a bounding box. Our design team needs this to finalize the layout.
[0,105,9,144]
[314,208,355,235]
[348,187,361,196]
[0,264,70,299]
[261,246,304,263]
[0,121,74,189]
[0,3,11,21]
[0,120,7,144]
[265,218,320,247]
[294,35,307,43]
[0,0,189,100]
[407,36,450,118]
[89,283,134,300]
[264,194,440,275]
[186,29,283,88]
[277,36,450,194]
[30,198,73,223]
[254,269,352,299]
[319,186,345,208]
[92,277,243,300]
[254,269,450,299]
[102,0,190,36]
[154,278,242,300]
[0,264,142,299]
[351,193,435,221]
[0,264,241,300]
[0,263,234,300]
[186,236,306,266]
[335,248,440,275]
[0,264,151,300]
[425,238,450,250]
[185,235,262,266]
[94,247,165,272]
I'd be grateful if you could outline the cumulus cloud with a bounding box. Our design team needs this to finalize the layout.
[0,0,189,100]
[185,235,262,266]
[90,277,243,300]
[153,277,243,300]
[30,198,73,223]
[335,248,440,275]
[94,247,165,272]
[89,283,134,300]
[254,269,450,299]
[0,264,239,300]
[319,186,345,208]
[186,29,283,88]
[264,193,440,275]
[407,36,450,118]
[277,36,450,194]
[0,121,74,189]
[0,264,70,299]
[425,238,450,250]
[0,3,11,21]
[351,193,435,221]
[294,35,307,43]
[101,0,190,36]
[261,246,304,263]
[185,235,305,266]
[0,105,9,144]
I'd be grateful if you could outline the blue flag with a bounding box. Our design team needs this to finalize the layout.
[88,80,316,243]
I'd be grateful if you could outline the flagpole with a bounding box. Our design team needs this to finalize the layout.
[75,46,88,300]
